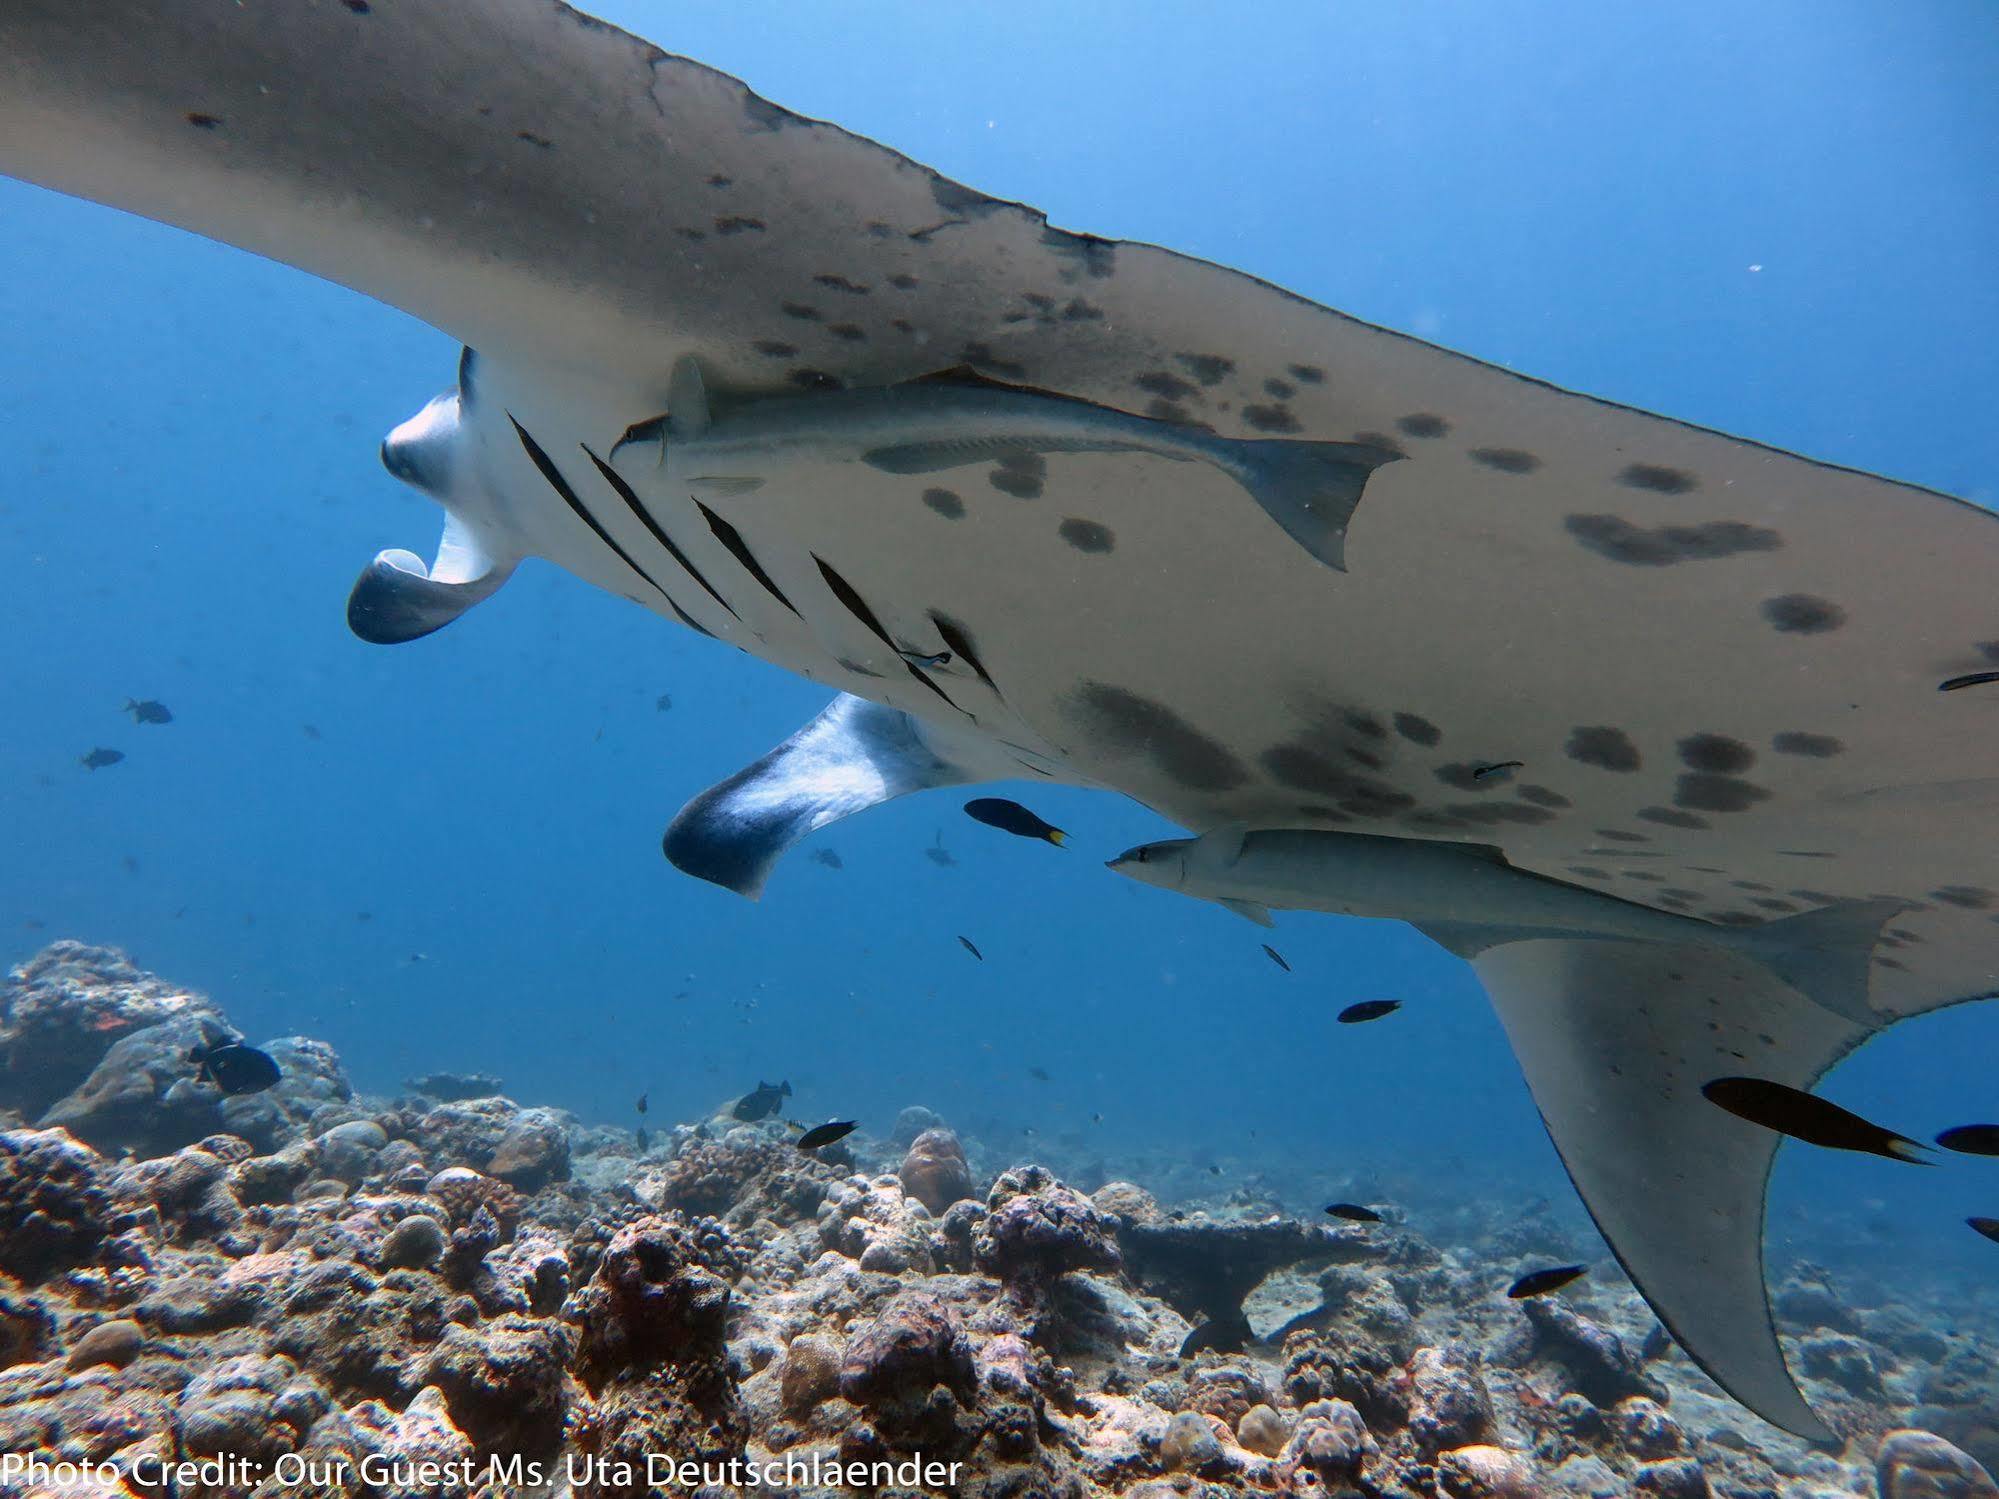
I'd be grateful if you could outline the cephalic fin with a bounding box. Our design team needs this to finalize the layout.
[346,516,516,645]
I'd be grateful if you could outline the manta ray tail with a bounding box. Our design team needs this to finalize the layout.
[1469,936,1871,1441]
[1212,437,1401,572]
[664,693,1028,898]
[346,516,516,645]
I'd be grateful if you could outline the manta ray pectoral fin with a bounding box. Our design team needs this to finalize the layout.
[1213,897,1275,928]
[663,692,1027,898]
[1472,936,1869,1441]
[345,517,517,645]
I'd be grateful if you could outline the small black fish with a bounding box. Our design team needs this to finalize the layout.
[654,693,673,711]
[1338,999,1401,1024]
[1970,1217,1999,1244]
[926,830,956,867]
[1471,759,1523,782]
[796,1120,857,1151]
[1507,1265,1587,1299]
[958,935,983,961]
[899,648,952,669]
[1207,1164,1221,1176]
[1028,1066,1050,1082]
[1261,944,1291,973]
[1325,1203,1382,1223]
[124,698,173,725]
[963,797,1067,847]
[302,723,322,740]
[635,1125,650,1150]
[1179,1309,1253,1357]
[1935,1123,1999,1156]
[635,1091,649,1116]
[80,747,124,770]
[813,847,844,870]
[732,1079,791,1121]
[188,1040,281,1096]
[1701,1077,1928,1162]
[1939,670,1999,692]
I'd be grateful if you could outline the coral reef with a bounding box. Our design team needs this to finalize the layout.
[0,941,1991,1499]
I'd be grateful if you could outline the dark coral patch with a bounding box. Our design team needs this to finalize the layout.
[1067,683,1247,791]
[1393,713,1442,747]
[1566,726,1642,773]
[1470,447,1541,474]
[1637,806,1712,829]
[1243,405,1301,433]
[1674,774,1771,813]
[1517,785,1572,809]
[1396,413,1450,439]
[1761,594,1846,634]
[1677,734,1756,774]
[1772,731,1843,758]
[1058,518,1115,554]
[922,488,965,520]
[1618,463,1698,494]
[1175,354,1235,386]
[988,453,1046,500]
[1565,515,1781,566]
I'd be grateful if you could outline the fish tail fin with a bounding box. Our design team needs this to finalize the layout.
[1735,898,1904,1025]
[1212,437,1401,571]
[1046,829,1068,848]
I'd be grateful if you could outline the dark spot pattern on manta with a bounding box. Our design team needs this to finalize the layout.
[1771,731,1842,757]
[922,487,965,519]
[1470,446,1540,473]
[1066,681,1248,793]
[1566,514,1781,566]
[1618,462,1699,494]
[1761,593,1846,634]
[1566,726,1642,772]
[1057,518,1114,553]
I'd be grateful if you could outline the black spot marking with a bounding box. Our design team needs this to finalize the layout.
[989,453,1045,499]
[1761,594,1846,634]
[1062,299,1105,322]
[186,112,222,129]
[1618,463,1698,494]
[1058,519,1114,554]
[1569,866,1611,879]
[788,369,840,391]
[1346,713,1387,740]
[1789,889,1835,903]
[1731,880,1771,892]
[827,323,868,342]
[1040,226,1117,278]
[1469,448,1541,474]
[888,274,919,291]
[890,319,916,335]
[1396,413,1449,439]
[1175,354,1235,387]
[1674,774,1771,813]
[752,340,798,358]
[1594,829,1650,843]
[1264,379,1296,400]
[1678,734,1756,774]
[517,131,555,149]
[1435,763,1499,792]
[813,274,869,295]
[1393,713,1441,747]
[1661,888,1705,902]
[1929,885,1994,909]
[1136,371,1200,402]
[1517,785,1572,809]
[1636,807,1712,829]
[582,448,741,623]
[1623,870,1666,883]
[780,302,822,321]
[1751,898,1798,913]
[1288,365,1326,384]
[1069,683,1248,792]
[929,613,998,696]
[1146,400,1197,425]
[1778,850,1837,859]
[696,501,798,616]
[922,488,965,520]
[1565,515,1781,566]
[1351,431,1407,458]
[1566,726,1642,772]
[1772,731,1843,757]
[342,0,371,11]
[675,227,707,242]
[706,174,733,188]
[1260,747,1414,819]
[1243,404,1301,433]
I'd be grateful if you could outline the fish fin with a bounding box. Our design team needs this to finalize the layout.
[1471,935,1869,1441]
[667,354,711,438]
[1735,898,1904,1025]
[663,692,1025,898]
[1214,438,1401,572]
[688,475,766,497]
[1045,830,1068,848]
[345,517,517,644]
[1213,897,1275,928]
[1205,821,1250,867]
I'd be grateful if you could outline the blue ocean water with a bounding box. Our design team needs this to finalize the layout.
[1,0,1996,1281]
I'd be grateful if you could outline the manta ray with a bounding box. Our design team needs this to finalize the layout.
[3,0,1994,1441]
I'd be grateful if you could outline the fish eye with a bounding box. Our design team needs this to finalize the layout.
[1135,847,1150,863]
